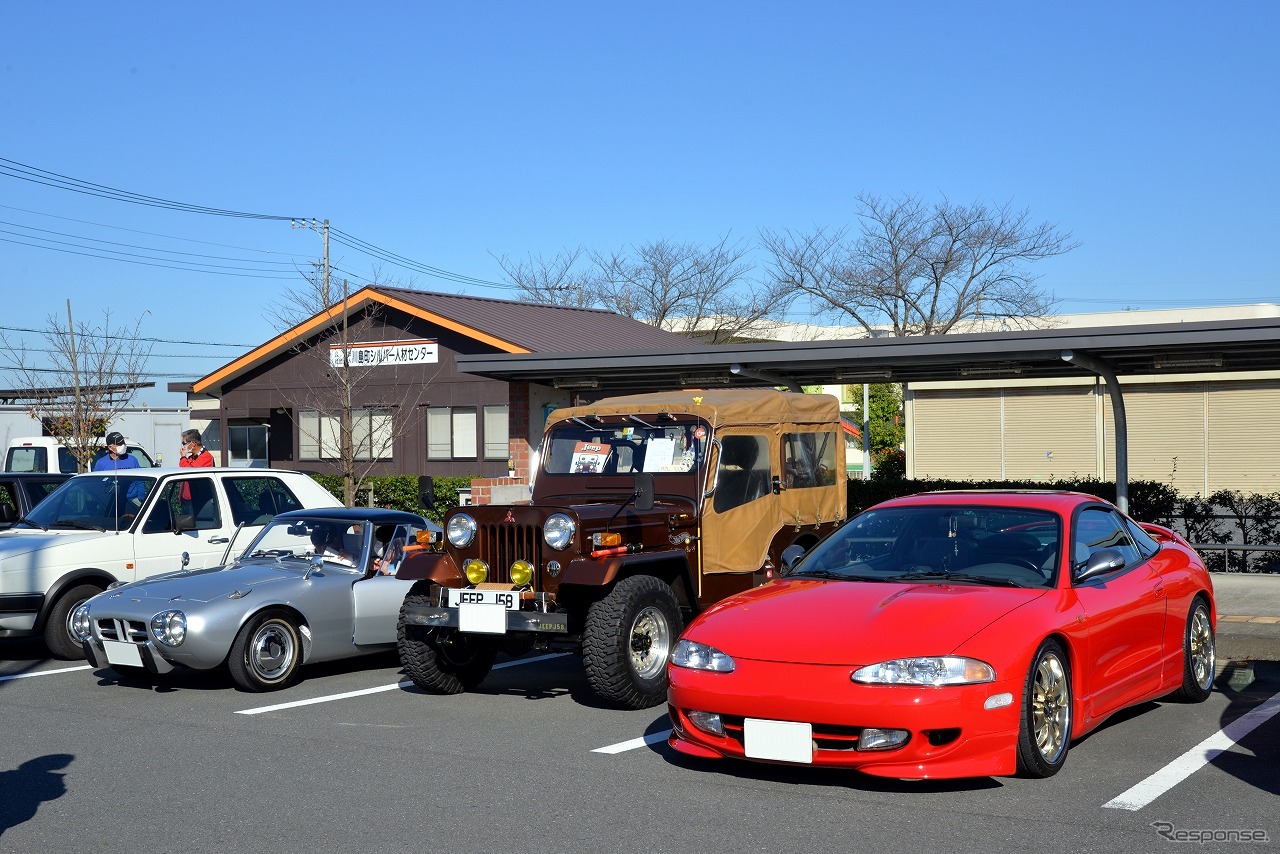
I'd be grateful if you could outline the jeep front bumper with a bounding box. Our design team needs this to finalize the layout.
[401,602,570,634]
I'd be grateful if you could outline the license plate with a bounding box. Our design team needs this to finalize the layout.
[448,588,521,610]
[103,640,144,668]
[743,718,813,764]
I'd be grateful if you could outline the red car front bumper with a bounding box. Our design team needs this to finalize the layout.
[667,657,1024,779]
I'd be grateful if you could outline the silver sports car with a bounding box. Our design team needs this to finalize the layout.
[75,508,438,691]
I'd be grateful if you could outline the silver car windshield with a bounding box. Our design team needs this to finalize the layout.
[240,518,372,572]
[21,474,157,532]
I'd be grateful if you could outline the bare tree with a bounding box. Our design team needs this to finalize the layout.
[493,247,597,308]
[591,236,793,344]
[266,270,435,506]
[762,194,1078,336]
[0,304,153,471]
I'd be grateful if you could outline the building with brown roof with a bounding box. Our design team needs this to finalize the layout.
[179,286,696,482]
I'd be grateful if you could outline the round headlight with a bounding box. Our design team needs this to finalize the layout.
[150,610,187,647]
[71,604,92,641]
[447,514,477,548]
[464,559,489,585]
[509,560,533,587]
[544,513,576,551]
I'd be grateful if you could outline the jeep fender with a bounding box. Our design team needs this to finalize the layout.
[562,553,697,610]
[36,569,116,631]
[395,550,464,587]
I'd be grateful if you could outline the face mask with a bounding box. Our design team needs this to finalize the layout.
[112,445,127,455]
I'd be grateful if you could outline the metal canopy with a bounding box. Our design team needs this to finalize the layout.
[456,315,1280,514]
[455,316,1280,391]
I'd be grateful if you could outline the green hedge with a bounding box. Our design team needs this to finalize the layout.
[309,475,477,522]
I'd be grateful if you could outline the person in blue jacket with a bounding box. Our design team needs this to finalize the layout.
[93,432,140,471]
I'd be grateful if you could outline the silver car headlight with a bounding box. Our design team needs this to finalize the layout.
[852,656,994,686]
[71,604,93,641]
[150,610,187,647]
[446,513,476,548]
[671,639,736,673]
[543,513,576,551]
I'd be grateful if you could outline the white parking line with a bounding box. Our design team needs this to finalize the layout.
[0,665,93,683]
[592,729,673,754]
[1103,690,1280,811]
[235,652,570,716]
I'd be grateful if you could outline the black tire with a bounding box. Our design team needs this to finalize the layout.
[228,610,302,692]
[1171,597,1215,703]
[397,583,496,694]
[1015,639,1072,778]
[43,583,102,660]
[583,574,683,709]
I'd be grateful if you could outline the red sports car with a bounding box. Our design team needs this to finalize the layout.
[667,491,1215,779]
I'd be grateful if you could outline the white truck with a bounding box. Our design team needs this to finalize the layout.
[0,467,341,658]
[4,436,155,474]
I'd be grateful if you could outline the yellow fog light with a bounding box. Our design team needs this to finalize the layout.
[464,559,489,585]
[509,560,534,587]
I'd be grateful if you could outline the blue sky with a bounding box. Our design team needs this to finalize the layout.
[1,2,1276,406]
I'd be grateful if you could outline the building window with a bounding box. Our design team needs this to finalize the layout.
[426,406,481,460]
[484,405,509,459]
[300,409,393,461]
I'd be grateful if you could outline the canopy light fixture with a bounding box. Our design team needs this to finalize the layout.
[959,364,1024,377]
[1152,355,1223,370]
[551,377,600,390]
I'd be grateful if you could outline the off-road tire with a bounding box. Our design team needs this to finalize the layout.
[44,583,102,660]
[397,582,496,694]
[583,574,683,709]
[1171,596,1215,703]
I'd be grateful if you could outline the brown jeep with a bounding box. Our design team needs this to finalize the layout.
[396,388,846,708]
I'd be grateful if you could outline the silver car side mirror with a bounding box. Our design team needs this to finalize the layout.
[304,556,323,580]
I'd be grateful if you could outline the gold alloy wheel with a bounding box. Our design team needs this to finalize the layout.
[1189,606,1215,691]
[1031,653,1070,762]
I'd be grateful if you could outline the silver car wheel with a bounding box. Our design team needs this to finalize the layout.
[248,620,297,682]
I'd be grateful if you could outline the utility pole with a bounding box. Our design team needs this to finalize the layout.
[292,218,331,305]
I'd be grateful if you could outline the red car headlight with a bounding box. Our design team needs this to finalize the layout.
[852,656,995,686]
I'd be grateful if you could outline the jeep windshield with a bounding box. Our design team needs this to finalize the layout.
[19,474,157,532]
[542,417,708,477]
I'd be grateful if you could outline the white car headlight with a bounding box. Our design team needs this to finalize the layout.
[71,604,92,641]
[852,656,994,686]
[446,514,477,548]
[671,639,736,673]
[150,610,187,647]
[543,513,576,551]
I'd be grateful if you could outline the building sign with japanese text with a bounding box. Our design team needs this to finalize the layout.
[329,339,438,368]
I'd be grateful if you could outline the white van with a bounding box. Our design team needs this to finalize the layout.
[4,437,156,474]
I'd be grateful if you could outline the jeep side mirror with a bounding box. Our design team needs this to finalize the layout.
[634,472,655,512]
[1075,547,1126,582]
[418,475,436,512]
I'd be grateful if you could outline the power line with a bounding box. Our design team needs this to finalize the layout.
[0,157,300,220]
[0,203,309,256]
[0,324,255,348]
[0,219,301,266]
[0,236,299,279]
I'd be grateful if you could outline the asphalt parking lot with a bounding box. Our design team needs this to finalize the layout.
[2,639,1277,854]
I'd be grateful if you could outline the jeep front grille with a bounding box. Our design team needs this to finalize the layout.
[95,618,148,644]
[477,522,543,584]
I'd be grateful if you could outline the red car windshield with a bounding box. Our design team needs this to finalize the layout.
[792,505,1062,589]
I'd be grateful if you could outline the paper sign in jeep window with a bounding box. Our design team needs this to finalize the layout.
[544,420,706,475]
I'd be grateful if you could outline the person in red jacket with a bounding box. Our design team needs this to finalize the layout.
[179,429,214,468]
